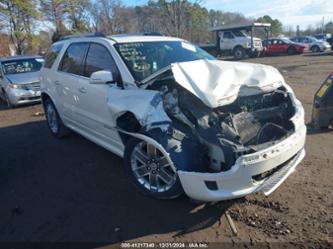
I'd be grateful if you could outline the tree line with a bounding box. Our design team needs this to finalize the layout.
[0,0,331,55]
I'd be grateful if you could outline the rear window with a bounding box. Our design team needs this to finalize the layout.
[44,43,63,68]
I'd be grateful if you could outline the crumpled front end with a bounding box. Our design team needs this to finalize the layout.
[171,79,306,201]
[120,59,306,201]
[178,123,306,201]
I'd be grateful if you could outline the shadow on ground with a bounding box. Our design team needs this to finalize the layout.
[304,51,333,57]
[0,121,234,243]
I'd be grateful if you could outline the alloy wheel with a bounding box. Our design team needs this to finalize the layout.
[130,141,177,193]
[46,102,59,134]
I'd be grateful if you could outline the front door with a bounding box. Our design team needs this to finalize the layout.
[75,42,123,148]
[221,31,234,50]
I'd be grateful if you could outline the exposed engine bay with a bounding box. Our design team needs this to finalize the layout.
[147,74,296,172]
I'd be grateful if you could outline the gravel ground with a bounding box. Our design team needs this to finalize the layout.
[0,52,332,248]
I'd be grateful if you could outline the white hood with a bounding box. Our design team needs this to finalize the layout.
[171,60,285,108]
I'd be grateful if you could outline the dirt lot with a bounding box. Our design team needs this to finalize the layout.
[0,53,332,248]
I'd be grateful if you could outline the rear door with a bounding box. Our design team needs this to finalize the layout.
[277,39,289,53]
[270,39,280,54]
[264,39,273,54]
[74,42,123,148]
[56,42,89,123]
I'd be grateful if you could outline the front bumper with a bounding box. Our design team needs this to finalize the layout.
[178,124,306,202]
[7,88,41,106]
[320,44,331,51]
[246,46,264,52]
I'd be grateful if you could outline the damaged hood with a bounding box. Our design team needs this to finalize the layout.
[170,60,285,108]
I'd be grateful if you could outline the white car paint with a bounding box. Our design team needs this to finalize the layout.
[171,60,284,108]
[218,31,263,52]
[40,35,306,201]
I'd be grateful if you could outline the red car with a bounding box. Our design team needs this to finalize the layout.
[263,38,307,55]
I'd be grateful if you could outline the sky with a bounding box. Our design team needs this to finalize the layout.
[124,0,333,30]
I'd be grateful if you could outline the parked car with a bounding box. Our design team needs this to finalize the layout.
[313,33,331,41]
[0,55,44,107]
[311,70,333,129]
[263,38,307,55]
[290,36,331,52]
[326,36,333,49]
[40,33,306,202]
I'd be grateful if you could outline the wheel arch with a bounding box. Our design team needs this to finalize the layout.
[41,92,51,104]
[310,44,320,51]
[233,45,245,52]
[116,111,142,145]
[120,122,208,173]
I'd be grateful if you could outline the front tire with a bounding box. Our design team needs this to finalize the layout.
[44,98,70,138]
[311,45,320,53]
[124,138,183,199]
[4,92,14,108]
[287,47,296,55]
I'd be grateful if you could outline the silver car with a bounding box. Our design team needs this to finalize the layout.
[0,55,44,107]
[290,36,331,52]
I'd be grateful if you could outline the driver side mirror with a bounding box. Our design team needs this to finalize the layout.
[90,70,114,84]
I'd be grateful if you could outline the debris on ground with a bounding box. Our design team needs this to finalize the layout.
[32,112,44,117]
[225,211,238,236]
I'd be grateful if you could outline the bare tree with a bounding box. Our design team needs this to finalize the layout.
[40,0,69,39]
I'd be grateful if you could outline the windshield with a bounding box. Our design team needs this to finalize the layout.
[232,30,246,37]
[2,58,44,75]
[115,41,215,82]
[281,38,294,44]
[308,37,319,42]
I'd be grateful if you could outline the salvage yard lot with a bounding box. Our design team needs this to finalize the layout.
[0,53,332,247]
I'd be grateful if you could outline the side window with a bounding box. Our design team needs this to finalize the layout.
[44,43,63,69]
[273,40,278,44]
[278,40,284,44]
[223,32,234,39]
[59,43,89,75]
[83,43,118,78]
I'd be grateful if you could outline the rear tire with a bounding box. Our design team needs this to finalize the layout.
[44,98,70,138]
[124,137,183,199]
[233,46,245,60]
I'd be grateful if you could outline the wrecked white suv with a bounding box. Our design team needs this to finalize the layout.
[40,33,306,201]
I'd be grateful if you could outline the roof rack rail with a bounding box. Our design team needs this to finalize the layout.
[142,32,163,36]
[110,32,164,39]
[60,32,106,40]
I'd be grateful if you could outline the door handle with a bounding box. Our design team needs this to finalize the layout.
[54,80,60,85]
[78,87,87,93]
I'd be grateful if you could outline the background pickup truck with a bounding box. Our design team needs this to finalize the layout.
[201,22,271,60]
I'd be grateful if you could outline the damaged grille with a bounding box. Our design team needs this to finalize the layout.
[148,78,296,173]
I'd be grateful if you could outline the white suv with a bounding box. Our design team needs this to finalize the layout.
[40,33,306,201]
